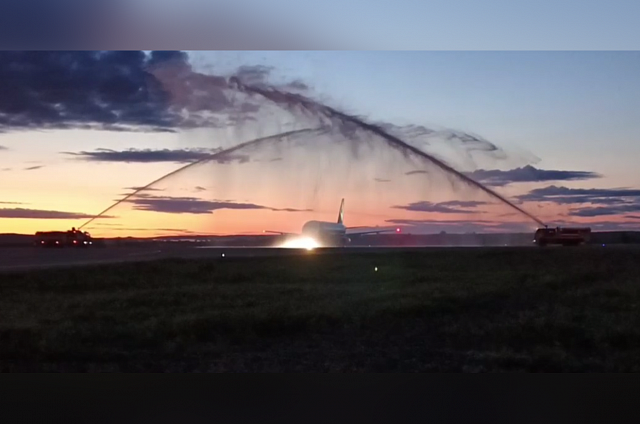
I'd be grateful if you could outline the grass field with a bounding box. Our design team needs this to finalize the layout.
[1,246,640,372]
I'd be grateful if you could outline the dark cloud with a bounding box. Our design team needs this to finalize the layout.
[569,204,640,217]
[2,168,11,171]
[64,148,218,163]
[24,165,44,171]
[128,196,234,215]
[126,195,311,215]
[573,197,635,205]
[0,51,295,132]
[0,207,112,220]
[0,201,24,205]
[278,206,310,213]
[405,170,428,176]
[124,186,164,192]
[0,51,189,132]
[439,200,489,208]
[194,186,207,192]
[392,200,486,214]
[147,51,189,68]
[374,178,391,183]
[465,165,601,187]
[518,185,640,205]
[0,145,7,150]
[625,215,640,220]
[64,148,255,165]
[211,153,251,164]
[518,185,640,218]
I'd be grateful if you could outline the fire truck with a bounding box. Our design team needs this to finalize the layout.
[533,227,591,247]
[34,228,93,248]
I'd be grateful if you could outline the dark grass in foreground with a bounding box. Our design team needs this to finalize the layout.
[1,247,640,372]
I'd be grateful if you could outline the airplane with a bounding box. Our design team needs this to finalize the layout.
[264,198,400,248]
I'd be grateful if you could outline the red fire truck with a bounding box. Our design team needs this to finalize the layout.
[533,227,591,247]
[34,228,93,248]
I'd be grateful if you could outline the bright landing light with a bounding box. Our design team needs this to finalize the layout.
[278,237,320,250]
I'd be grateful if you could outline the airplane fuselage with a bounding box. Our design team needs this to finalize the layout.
[267,199,395,248]
[301,220,350,247]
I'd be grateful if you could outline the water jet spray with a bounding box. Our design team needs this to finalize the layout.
[79,128,324,230]
[82,73,547,234]
[229,79,546,228]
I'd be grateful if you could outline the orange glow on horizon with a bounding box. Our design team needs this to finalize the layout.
[4,201,640,237]
[1,203,562,238]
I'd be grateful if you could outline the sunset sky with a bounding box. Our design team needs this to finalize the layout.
[1,51,639,237]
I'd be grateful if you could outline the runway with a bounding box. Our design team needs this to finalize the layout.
[0,245,461,273]
[0,243,626,273]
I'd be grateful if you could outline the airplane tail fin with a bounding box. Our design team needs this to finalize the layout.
[337,198,345,224]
